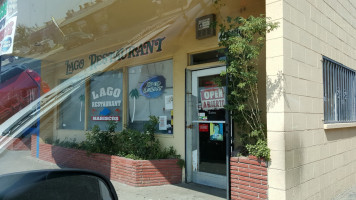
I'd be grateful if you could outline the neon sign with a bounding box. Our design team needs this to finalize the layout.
[140,76,166,98]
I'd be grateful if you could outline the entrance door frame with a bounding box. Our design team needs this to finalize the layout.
[185,66,231,191]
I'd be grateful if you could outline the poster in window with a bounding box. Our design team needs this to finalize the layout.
[199,123,209,132]
[165,95,173,110]
[89,70,123,131]
[159,115,167,130]
[209,123,223,141]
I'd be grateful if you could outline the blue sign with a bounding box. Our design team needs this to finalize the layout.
[99,107,111,116]
[140,76,166,98]
[2,36,11,52]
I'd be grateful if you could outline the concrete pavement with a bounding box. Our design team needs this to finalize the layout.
[0,150,226,200]
[114,181,225,200]
[5,150,356,199]
[0,150,60,175]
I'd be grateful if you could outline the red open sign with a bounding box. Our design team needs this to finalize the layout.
[200,87,225,110]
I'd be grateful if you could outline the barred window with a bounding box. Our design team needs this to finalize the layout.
[323,56,356,123]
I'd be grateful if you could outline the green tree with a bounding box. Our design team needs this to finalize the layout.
[14,24,33,48]
[217,15,279,160]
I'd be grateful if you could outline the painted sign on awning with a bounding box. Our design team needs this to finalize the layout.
[200,87,225,110]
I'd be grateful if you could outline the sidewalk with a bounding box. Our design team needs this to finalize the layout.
[0,150,226,200]
[114,181,226,200]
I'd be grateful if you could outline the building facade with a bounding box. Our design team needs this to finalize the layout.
[266,0,356,199]
[4,0,355,199]
[35,0,265,192]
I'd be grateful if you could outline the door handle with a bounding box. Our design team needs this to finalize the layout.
[186,124,193,129]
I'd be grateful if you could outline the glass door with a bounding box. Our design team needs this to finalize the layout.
[186,66,227,189]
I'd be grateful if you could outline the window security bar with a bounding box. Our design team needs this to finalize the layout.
[323,56,356,123]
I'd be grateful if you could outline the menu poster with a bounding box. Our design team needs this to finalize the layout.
[165,95,173,110]
[159,115,167,130]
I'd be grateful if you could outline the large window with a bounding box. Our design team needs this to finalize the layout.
[323,56,356,123]
[128,60,173,134]
[59,79,85,130]
[58,60,173,133]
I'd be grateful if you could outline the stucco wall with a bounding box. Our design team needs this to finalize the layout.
[267,0,356,199]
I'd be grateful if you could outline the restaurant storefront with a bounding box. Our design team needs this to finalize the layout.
[3,0,356,199]
[27,0,266,190]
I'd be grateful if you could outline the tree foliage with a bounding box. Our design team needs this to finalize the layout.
[14,25,33,48]
[217,15,279,160]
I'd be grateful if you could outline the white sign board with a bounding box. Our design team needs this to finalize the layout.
[0,15,16,55]
[200,87,225,110]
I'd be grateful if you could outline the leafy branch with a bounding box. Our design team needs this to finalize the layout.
[217,15,279,160]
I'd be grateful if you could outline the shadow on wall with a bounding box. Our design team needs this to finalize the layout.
[232,72,284,155]
[233,71,284,150]
[266,71,284,112]
[325,127,356,141]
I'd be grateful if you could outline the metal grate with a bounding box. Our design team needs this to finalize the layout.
[323,56,356,123]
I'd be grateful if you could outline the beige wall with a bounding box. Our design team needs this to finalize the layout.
[267,0,356,199]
